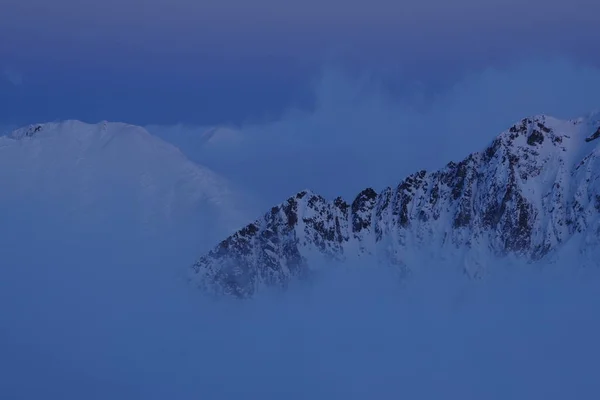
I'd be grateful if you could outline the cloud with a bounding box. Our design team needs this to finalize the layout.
[2,198,600,399]
[148,57,600,208]
[2,68,23,86]
[3,54,600,400]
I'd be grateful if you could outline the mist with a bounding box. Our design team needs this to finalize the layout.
[3,55,600,399]
[149,57,600,207]
[2,204,600,399]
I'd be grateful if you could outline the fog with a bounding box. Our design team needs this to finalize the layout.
[3,56,600,398]
[1,197,600,399]
[149,57,600,206]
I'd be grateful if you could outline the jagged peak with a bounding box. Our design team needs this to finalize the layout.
[279,112,600,215]
[241,111,600,239]
[353,187,378,201]
[190,109,600,298]
[221,111,600,230]
[294,189,317,199]
[272,189,324,212]
[500,115,564,147]
[495,112,600,149]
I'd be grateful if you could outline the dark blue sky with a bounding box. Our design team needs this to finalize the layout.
[1,0,599,126]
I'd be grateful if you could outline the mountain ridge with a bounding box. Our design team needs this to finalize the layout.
[190,112,600,298]
[0,120,254,247]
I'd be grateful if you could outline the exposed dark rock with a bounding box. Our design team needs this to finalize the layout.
[527,130,544,146]
[585,127,600,142]
[190,114,600,298]
[351,188,377,233]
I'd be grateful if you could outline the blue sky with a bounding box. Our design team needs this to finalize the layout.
[1,0,600,126]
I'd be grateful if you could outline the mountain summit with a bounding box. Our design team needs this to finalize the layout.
[0,120,252,245]
[189,112,600,297]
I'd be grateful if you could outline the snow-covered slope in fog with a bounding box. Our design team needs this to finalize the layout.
[0,121,252,247]
[191,112,600,297]
[146,125,244,163]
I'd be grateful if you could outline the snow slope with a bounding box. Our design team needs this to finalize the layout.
[190,111,600,297]
[0,121,253,250]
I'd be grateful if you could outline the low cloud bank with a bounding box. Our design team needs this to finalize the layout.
[150,57,600,208]
[1,210,599,399]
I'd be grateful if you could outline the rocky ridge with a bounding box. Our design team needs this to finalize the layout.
[190,113,600,297]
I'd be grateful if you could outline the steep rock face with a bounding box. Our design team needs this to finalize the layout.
[190,113,600,297]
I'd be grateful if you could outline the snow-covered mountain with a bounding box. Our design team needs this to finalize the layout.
[0,121,252,247]
[190,112,600,297]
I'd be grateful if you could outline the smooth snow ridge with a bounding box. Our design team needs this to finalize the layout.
[0,120,253,248]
